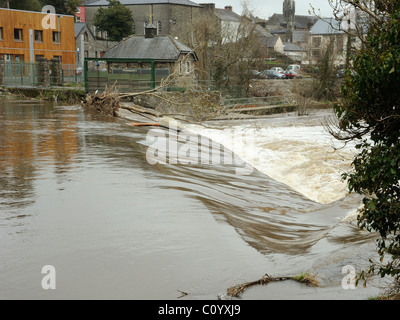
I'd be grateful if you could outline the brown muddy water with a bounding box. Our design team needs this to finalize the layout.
[0,100,385,299]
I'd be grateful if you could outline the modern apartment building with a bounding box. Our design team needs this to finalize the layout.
[0,8,76,64]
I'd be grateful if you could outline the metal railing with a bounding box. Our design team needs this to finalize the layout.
[1,62,84,88]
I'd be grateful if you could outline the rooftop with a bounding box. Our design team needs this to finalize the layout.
[266,13,318,30]
[102,35,198,61]
[85,0,202,7]
[310,18,345,35]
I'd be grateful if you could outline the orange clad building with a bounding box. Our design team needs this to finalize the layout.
[0,8,76,64]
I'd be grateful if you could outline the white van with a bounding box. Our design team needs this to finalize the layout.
[287,64,301,71]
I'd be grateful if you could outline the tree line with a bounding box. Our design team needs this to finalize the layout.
[0,0,81,15]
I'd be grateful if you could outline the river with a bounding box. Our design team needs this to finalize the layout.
[0,100,383,300]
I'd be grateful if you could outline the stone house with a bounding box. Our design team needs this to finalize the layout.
[307,18,347,67]
[75,22,118,67]
[84,0,203,42]
[102,24,198,86]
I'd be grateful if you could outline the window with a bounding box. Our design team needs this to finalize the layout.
[35,55,44,61]
[14,28,23,41]
[34,30,43,42]
[186,61,191,74]
[5,54,24,62]
[52,31,61,43]
[0,27,3,40]
[84,32,88,42]
[53,55,62,62]
[179,61,182,74]
[312,36,322,48]
[76,16,81,23]
[157,21,162,35]
[312,50,321,59]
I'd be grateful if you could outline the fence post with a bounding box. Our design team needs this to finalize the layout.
[37,57,50,87]
[50,58,62,86]
[0,57,3,87]
[151,60,155,89]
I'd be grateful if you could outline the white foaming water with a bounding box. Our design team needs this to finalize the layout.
[188,112,357,204]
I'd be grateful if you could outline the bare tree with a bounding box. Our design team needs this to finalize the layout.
[181,5,265,92]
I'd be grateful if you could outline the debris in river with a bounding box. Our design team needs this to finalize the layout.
[226,272,319,298]
[81,86,120,116]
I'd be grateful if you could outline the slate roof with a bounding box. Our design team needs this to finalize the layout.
[102,35,198,61]
[74,22,96,39]
[214,8,242,22]
[85,0,202,7]
[310,18,344,35]
[75,23,86,38]
[266,13,318,30]
[254,24,273,38]
[283,42,306,52]
[264,36,279,48]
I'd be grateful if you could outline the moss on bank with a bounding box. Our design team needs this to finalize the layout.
[1,87,85,104]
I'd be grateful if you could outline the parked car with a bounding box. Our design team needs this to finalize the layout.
[247,70,265,79]
[283,69,302,79]
[270,67,285,74]
[336,68,355,78]
[261,70,286,79]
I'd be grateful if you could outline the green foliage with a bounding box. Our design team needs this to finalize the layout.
[93,0,134,42]
[0,0,79,14]
[1,0,42,11]
[39,0,80,15]
[335,1,400,288]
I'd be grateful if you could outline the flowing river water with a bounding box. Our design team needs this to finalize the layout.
[0,100,384,300]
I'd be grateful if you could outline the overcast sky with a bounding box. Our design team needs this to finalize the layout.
[211,0,335,19]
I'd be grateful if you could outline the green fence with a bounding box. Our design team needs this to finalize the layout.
[84,58,161,93]
[2,62,83,87]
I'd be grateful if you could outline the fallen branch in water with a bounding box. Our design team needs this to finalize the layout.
[226,272,319,298]
[119,103,161,118]
[177,290,189,299]
[81,85,120,116]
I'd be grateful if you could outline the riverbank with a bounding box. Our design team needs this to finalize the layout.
[0,86,85,104]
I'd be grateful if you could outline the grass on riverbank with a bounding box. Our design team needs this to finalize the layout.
[1,86,85,104]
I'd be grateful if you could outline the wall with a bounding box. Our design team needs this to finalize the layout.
[75,26,118,66]
[85,4,203,44]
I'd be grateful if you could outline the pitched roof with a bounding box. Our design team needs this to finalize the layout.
[74,22,95,39]
[266,13,318,30]
[283,42,306,52]
[310,18,344,35]
[85,0,202,7]
[214,8,242,22]
[259,36,281,49]
[254,24,273,38]
[102,35,198,61]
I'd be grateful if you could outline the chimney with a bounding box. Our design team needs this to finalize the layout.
[144,23,157,38]
[200,3,215,11]
[225,6,232,11]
